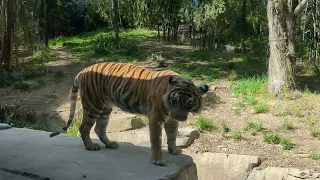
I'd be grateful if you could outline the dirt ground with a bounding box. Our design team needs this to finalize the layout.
[1,41,320,172]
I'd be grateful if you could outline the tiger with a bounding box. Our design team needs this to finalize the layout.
[49,62,209,166]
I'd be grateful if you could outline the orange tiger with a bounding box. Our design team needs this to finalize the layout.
[50,62,209,166]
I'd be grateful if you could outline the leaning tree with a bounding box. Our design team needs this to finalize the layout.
[267,0,308,95]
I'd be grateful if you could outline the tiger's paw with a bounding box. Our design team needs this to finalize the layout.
[105,141,119,149]
[168,147,182,155]
[85,143,101,151]
[151,159,167,167]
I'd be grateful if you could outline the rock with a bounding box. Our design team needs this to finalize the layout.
[247,167,320,180]
[106,113,146,132]
[184,152,261,180]
[0,123,11,130]
[177,128,200,148]
[0,128,198,180]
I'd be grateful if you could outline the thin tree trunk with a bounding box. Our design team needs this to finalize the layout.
[43,0,49,47]
[113,0,120,41]
[0,0,6,71]
[5,0,13,71]
[14,0,18,68]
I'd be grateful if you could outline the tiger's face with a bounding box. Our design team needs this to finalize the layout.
[163,76,209,121]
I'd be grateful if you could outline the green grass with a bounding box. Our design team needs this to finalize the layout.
[309,150,320,160]
[244,96,258,105]
[169,63,220,83]
[66,119,82,137]
[309,127,320,138]
[263,132,281,144]
[254,101,269,114]
[221,120,230,135]
[49,28,157,62]
[263,132,293,150]
[230,130,242,141]
[283,119,293,130]
[280,138,293,150]
[195,115,217,132]
[244,119,264,133]
[232,75,268,97]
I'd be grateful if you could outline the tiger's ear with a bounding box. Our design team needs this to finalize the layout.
[169,76,178,85]
[199,84,209,94]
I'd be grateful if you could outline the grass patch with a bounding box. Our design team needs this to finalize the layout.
[195,115,216,132]
[244,119,264,134]
[230,130,242,141]
[309,150,320,160]
[254,101,269,114]
[221,120,230,135]
[244,96,258,105]
[282,119,293,130]
[280,138,293,150]
[232,75,268,97]
[66,119,82,137]
[169,63,220,83]
[309,127,320,138]
[263,132,281,144]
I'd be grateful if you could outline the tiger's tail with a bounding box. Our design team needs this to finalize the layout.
[49,74,81,138]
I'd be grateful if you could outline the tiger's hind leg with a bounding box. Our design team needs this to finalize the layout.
[79,109,101,151]
[94,107,119,149]
[164,118,182,155]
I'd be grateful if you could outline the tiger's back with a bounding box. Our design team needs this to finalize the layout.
[77,62,180,115]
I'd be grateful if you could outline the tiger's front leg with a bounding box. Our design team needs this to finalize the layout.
[149,114,166,166]
[164,118,182,155]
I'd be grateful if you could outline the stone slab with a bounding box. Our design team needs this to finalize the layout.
[247,167,320,180]
[0,123,11,130]
[184,152,261,180]
[0,128,197,180]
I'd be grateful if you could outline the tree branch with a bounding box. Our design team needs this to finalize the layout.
[294,0,308,16]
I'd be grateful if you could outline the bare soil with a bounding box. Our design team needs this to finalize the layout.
[1,41,320,172]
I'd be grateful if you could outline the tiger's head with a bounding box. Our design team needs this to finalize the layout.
[163,75,209,121]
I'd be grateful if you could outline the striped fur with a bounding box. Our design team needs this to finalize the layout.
[50,62,209,166]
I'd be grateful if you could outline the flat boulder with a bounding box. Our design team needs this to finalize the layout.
[0,123,11,130]
[0,128,198,180]
[184,152,261,180]
[247,167,320,180]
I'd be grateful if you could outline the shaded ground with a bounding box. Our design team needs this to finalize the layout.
[0,35,320,173]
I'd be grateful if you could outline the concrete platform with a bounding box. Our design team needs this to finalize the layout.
[0,127,197,180]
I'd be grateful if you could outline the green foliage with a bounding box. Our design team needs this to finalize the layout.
[67,119,82,137]
[221,120,230,135]
[309,150,320,160]
[230,130,242,141]
[263,132,281,144]
[254,102,269,114]
[192,0,226,30]
[244,119,263,133]
[195,115,216,132]
[232,75,268,97]
[280,138,293,150]
[244,96,258,105]
[283,119,293,130]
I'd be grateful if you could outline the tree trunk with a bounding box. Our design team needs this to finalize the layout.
[0,0,6,71]
[43,0,49,47]
[267,0,298,95]
[5,0,13,71]
[240,0,247,53]
[113,0,120,41]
